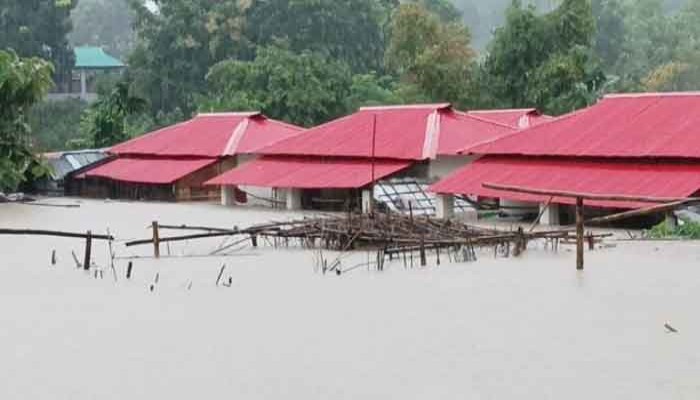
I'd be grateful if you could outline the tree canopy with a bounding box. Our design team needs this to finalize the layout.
[0,50,54,191]
[0,0,77,89]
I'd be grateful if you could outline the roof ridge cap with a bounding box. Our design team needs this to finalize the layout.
[360,103,451,111]
[604,91,700,99]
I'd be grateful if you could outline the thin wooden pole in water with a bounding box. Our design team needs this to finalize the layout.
[152,221,161,259]
[83,230,92,270]
[576,197,584,270]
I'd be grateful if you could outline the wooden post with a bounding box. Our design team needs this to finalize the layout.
[576,197,584,270]
[251,234,258,248]
[419,236,427,267]
[126,261,133,279]
[83,230,92,270]
[152,221,160,258]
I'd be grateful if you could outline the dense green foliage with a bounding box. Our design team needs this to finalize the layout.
[245,0,396,74]
[481,0,605,115]
[78,82,147,148]
[28,99,88,151]
[202,44,353,127]
[648,219,700,239]
[127,0,251,116]
[0,50,54,191]
[0,0,78,89]
[4,0,700,161]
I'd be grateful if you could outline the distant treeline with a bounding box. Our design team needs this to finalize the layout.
[3,0,700,153]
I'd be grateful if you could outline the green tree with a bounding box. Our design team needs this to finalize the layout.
[69,0,135,58]
[80,81,147,148]
[482,1,547,107]
[0,50,54,192]
[411,0,463,22]
[592,0,625,70]
[0,0,78,90]
[28,99,88,151]
[245,0,395,74]
[346,73,403,110]
[386,3,475,105]
[201,45,353,127]
[482,0,604,115]
[127,0,252,116]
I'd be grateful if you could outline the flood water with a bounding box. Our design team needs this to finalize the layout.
[0,199,698,399]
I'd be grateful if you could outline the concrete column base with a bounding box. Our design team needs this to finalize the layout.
[540,203,560,226]
[435,194,454,219]
[286,188,303,210]
[221,186,236,207]
[362,189,374,214]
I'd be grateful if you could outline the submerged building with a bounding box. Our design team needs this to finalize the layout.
[205,104,524,215]
[75,112,303,202]
[430,92,700,224]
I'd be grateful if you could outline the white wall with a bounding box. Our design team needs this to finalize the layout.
[428,155,478,181]
[233,154,281,207]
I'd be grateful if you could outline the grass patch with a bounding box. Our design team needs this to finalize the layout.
[647,218,700,239]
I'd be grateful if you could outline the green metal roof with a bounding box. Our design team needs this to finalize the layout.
[74,47,125,69]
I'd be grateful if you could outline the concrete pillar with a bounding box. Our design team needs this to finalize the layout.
[435,194,454,219]
[539,203,560,226]
[80,70,87,100]
[362,189,374,214]
[286,188,302,210]
[221,185,236,207]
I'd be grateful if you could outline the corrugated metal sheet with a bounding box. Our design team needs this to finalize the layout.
[80,158,217,184]
[259,104,517,160]
[110,113,303,158]
[205,156,411,189]
[470,93,700,159]
[468,109,552,128]
[429,156,700,209]
[439,112,517,155]
[44,150,109,180]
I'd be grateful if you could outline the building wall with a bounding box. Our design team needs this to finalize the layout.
[428,155,478,181]
[70,157,238,202]
[230,154,287,207]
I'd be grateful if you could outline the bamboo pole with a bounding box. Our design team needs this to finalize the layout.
[482,182,697,204]
[0,229,112,240]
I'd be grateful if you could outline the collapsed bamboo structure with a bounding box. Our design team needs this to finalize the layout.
[125,212,611,272]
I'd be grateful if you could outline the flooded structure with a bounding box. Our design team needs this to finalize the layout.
[36,149,109,194]
[430,92,700,225]
[75,113,303,202]
[206,104,521,215]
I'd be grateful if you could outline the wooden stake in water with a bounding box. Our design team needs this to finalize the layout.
[152,221,161,259]
[215,264,226,286]
[576,197,584,271]
[51,249,56,266]
[83,230,92,270]
[126,261,133,279]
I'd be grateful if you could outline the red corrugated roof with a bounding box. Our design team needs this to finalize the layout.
[110,113,303,158]
[258,104,517,160]
[440,112,517,155]
[429,156,700,209]
[205,156,411,189]
[470,92,700,159]
[468,109,552,128]
[79,158,217,184]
